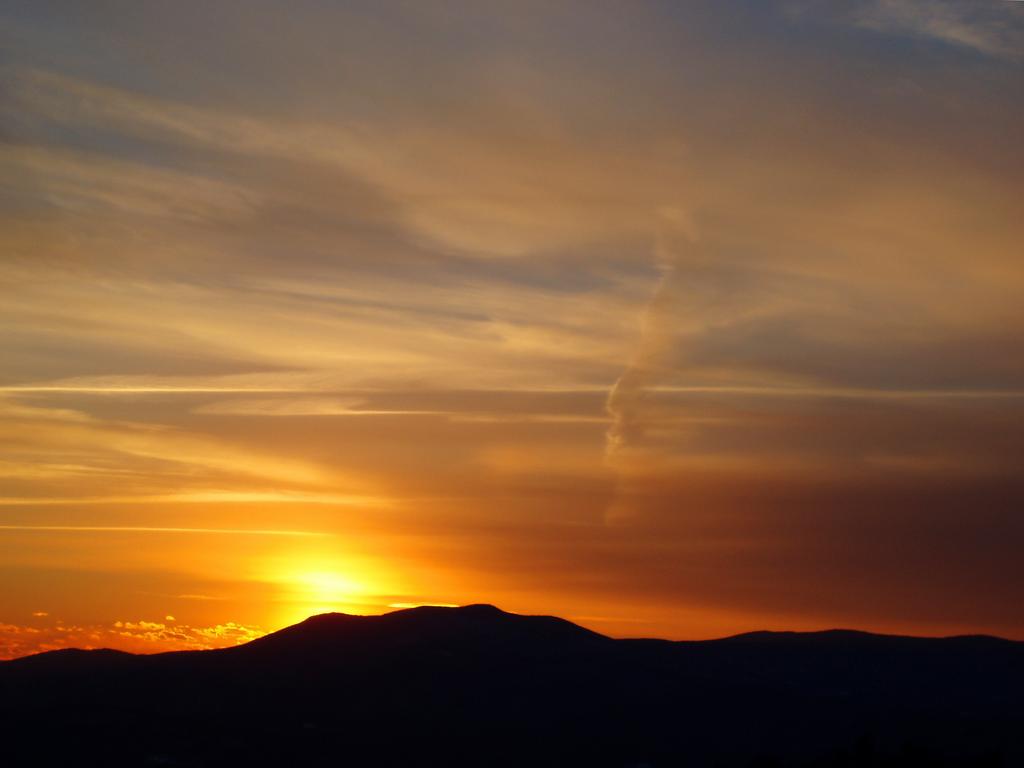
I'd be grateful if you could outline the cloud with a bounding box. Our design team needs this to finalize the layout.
[9,69,685,259]
[1,145,259,222]
[787,0,1024,60]
[193,395,613,425]
[193,396,442,417]
[0,395,352,490]
[0,490,386,508]
[0,615,264,659]
[0,525,326,537]
[111,618,264,650]
[606,210,702,459]
[852,0,1024,60]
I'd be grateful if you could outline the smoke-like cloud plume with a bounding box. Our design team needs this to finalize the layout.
[604,207,700,522]
[606,207,700,457]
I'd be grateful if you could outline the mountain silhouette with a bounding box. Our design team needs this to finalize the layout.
[1,604,1021,767]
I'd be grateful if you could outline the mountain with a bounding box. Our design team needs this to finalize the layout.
[1,604,1021,767]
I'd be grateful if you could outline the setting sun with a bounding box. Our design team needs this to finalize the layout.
[273,569,376,623]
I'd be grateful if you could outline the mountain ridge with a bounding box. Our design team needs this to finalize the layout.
[2,603,1022,767]
[6,603,1017,664]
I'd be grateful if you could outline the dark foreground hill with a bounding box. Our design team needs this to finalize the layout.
[1,604,1022,767]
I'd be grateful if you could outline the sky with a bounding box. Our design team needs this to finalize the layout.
[1,0,1022,657]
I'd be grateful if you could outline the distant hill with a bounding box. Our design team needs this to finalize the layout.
[1,604,1021,767]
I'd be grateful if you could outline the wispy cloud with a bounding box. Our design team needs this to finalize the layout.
[192,397,444,417]
[9,68,692,259]
[793,0,1024,60]
[1,145,259,222]
[0,490,386,507]
[0,525,326,537]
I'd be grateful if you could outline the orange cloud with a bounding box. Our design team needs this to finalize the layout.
[0,616,265,660]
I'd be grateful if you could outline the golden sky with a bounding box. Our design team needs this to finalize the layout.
[1,1,1023,657]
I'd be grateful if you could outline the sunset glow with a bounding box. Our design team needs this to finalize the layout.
[2,1,1022,657]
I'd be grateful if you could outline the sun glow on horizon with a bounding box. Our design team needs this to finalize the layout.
[262,553,398,628]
